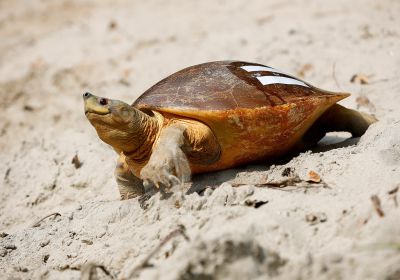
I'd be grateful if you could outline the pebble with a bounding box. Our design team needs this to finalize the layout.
[305,212,327,225]
[67,252,77,258]
[0,248,7,257]
[14,266,28,272]
[4,244,16,250]
[96,231,106,238]
[81,239,93,245]
[40,240,50,247]
[43,254,50,263]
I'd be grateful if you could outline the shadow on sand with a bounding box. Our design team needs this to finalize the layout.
[186,133,360,195]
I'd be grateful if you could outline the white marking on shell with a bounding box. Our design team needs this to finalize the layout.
[240,65,288,76]
[256,76,309,87]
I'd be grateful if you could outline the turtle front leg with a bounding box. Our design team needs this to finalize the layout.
[140,120,220,190]
[140,124,191,190]
[115,154,145,200]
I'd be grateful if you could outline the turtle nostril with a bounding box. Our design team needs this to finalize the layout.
[99,98,108,105]
[83,92,91,98]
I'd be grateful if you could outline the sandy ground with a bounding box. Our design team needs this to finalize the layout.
[1,0,400,279]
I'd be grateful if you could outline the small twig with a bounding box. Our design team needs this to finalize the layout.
[388,186,399,207]
[126,225,189,278]
[80,263,115,280]
[231,176,327,191]
[257,177,301,187]
[31,213,61,228]
[388,186,399,195]
[4,168,11,181]
[231,176,301,188]
[231,175,329,192]
[371,195,385,217]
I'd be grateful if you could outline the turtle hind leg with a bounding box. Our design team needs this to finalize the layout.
[115,154,145,200]
[319,104,377,137]
[302,104,377,146]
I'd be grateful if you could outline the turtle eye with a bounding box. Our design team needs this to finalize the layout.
[99,98,108,105]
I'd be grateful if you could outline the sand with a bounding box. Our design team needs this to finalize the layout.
[0,0,399,279]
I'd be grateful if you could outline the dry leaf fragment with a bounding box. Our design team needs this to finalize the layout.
[305,212,327,225]
[72,154,83,169]
[371,195,385,217]
[81,240,93,245]
[4,244,17,250]
[108,20,117,30]
[256,15,273,26]
[297,63,313,78]
[43,254,50,264]
[174,200,181,209]
[361,25,373,39]
[307,171,321,183]
[243,199,268,208]
[350,74,370,84]
[23,105,34,111]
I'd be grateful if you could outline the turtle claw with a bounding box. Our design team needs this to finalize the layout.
[140,143,190,190]
[143,179,152,191]
[168,175,181,186]
[142,173,181,190]
[140,178,173,209]
[139,192,153,209]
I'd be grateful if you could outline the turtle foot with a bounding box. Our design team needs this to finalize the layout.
[115,155,145,200]
[140,140,191,189]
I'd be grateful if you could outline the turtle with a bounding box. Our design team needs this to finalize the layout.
[83,61,376,199]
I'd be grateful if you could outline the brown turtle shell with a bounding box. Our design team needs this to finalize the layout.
[133,61,349,172]
[134,61,347,111]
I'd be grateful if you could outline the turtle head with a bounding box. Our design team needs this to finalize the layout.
[83,92,141,152]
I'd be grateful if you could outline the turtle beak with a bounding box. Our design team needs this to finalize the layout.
[83,92,110,115]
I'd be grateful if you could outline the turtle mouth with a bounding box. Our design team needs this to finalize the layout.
[84,110,110,116]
